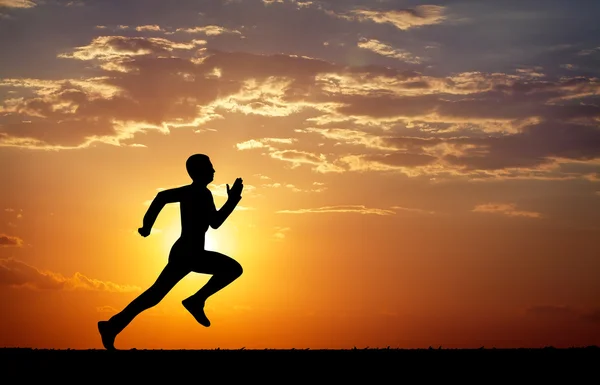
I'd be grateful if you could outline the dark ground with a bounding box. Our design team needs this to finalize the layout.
[1,347,598,380]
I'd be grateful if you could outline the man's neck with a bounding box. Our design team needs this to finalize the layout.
[191,181,209,189]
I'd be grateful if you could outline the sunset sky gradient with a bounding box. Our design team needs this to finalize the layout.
[1,0,599,349]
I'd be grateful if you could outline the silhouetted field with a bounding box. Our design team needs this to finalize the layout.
[1,346,597,379]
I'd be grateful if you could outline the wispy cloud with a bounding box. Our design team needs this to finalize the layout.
[97,305,118,313]
[1,40,599,181]
[0,233,23,247]
[277,205,396,215]
[273,226,290,240]
[472,203,542,218]
[236,137,297,150]
[269,149,345,173]
[357,38,423,64]
[175,25,242,36]
[0,0,36,9]
[391,206,435,215]
[135,24,164,32]
[0,258,141,292]
[58,36,205,61]
[328,5,446,31]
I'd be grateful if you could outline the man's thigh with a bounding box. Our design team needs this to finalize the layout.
[187,251,238,275]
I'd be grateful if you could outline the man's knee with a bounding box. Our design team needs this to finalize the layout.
[229,260,243,279]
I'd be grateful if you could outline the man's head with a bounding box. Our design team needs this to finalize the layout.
[186,154,214,185]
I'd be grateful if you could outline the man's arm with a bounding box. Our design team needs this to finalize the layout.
[210,195,241,230]
[139,188,181,237]
[210,178,243,230]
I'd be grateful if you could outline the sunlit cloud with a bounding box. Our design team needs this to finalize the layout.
[58,36,205,61]
[236,137,297,150]
[273,226,290,240]
[328,5,446,31]
[97,305,118,313]
[277,205,396,215]
[472,203,542,218]
[259,181,326,193]
[391,206,436,215]
[291,1,312,9]
[357,38,424,64]
[175,25,242,36]
[0,0,36,9]
[1,40,598,181]
[135,25,164,32]
[297,127,397,151]
[0,233,23,247]
[269,149,345,173]
[0,258,141,292]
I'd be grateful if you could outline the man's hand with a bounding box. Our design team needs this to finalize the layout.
[226,177,244,199]
[138,227,151,237]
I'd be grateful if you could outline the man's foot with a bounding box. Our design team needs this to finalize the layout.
[182,298,211,327]
[98,320,117,350]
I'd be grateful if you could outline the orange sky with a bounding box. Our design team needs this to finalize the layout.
[1,0,599,349]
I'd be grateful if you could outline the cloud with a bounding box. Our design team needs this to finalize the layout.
[175,25,242,36]
[357,38,424,64]
[328,5,446,31]
[236,137,297,150]
[268,149,344,173]
[135,25,164,32]
[298,127,397,151]
[391,206,435,215]
[578,47,600,56]
[0,233,23,247]
[1,39,599,181]
[472,203,542,218]
[58,36,205,61]
[234,205,255,211]
[273,226,290,240]
[4,207,23,220]
[0,258,141,292]
[0,0,36,9]
[277,205,395,215]
[257,181,326,193]
[97,305,118,313]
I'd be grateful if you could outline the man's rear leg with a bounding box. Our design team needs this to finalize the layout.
[98,263,188,349]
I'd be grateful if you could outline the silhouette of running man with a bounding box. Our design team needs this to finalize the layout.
[98,154,244,350]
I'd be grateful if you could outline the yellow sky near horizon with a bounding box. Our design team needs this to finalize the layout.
[1,0,599,349]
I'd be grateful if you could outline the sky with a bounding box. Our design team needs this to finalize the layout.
[1,0,599,350]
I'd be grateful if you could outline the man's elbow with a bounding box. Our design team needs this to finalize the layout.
[153,191,168,206]
[209,221,222,230]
